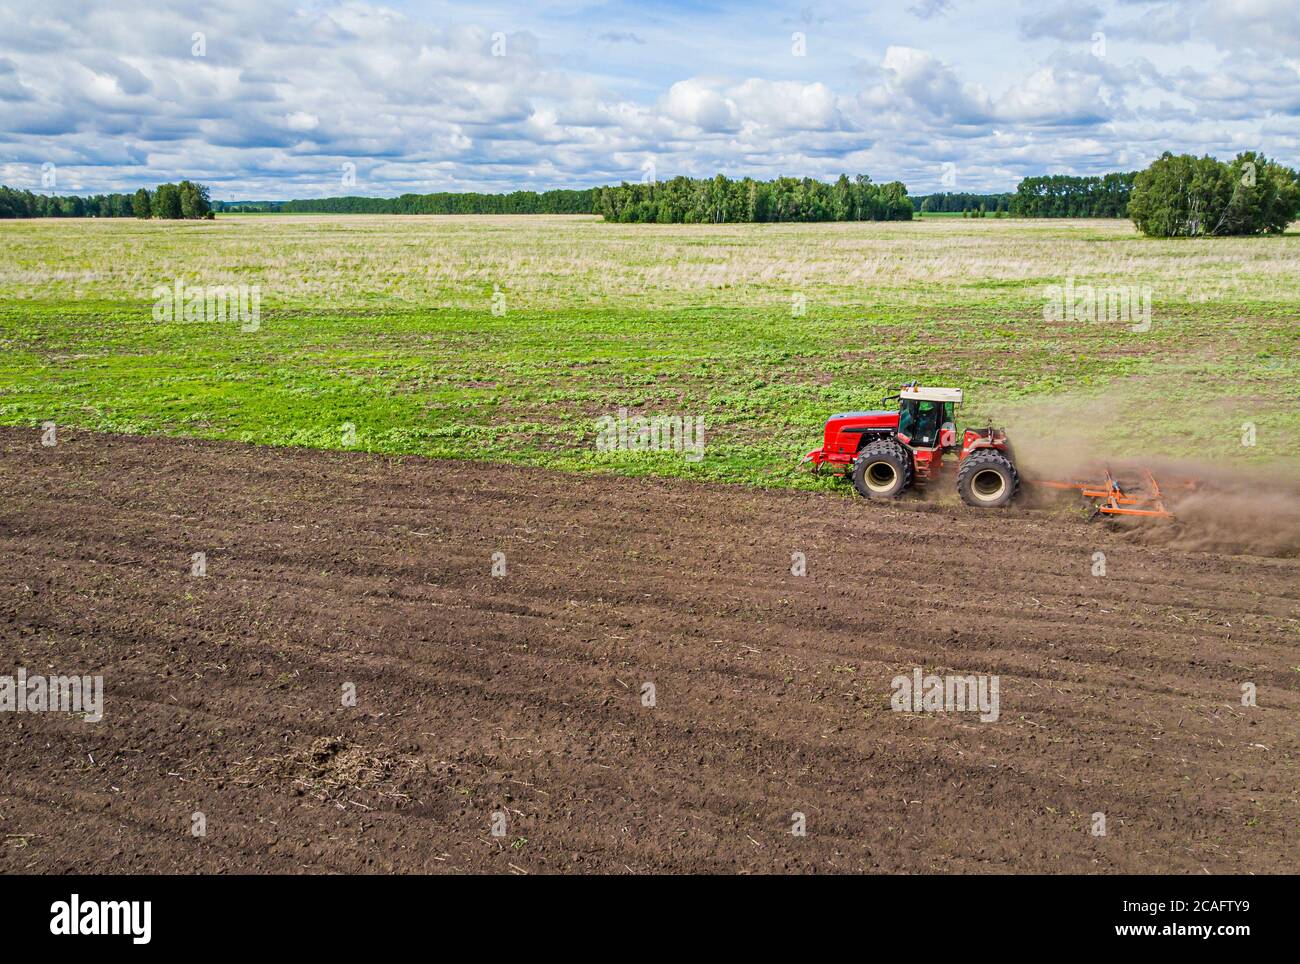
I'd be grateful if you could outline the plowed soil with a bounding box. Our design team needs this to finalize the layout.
[1,428,1296,874]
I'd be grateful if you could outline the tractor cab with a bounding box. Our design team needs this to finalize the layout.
[890,383,961,482]
[894,384,961,451]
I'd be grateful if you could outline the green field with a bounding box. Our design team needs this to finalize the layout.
[1,213,1296,487]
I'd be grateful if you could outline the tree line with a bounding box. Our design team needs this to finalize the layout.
[271,189,594,215]
[1009,172,1137,218]
[915,192,1013,214]
[3,154,1294,235]
[592,174,913,223]
[0,181,213,219]
[1005,154,1298,234]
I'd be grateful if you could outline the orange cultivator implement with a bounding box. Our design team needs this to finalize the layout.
[1032,467,1193,520]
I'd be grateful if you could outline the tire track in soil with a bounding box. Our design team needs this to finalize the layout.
[0,428,1296,873]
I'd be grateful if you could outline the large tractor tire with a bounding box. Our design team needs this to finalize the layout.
[851,439,914,500]
[957,451,1019,508]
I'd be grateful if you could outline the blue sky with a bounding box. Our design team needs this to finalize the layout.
[1,0,1298,199]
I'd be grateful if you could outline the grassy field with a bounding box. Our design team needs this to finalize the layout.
[1,213,1296,487]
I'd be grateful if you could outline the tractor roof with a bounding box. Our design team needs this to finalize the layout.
[900,385,963,404]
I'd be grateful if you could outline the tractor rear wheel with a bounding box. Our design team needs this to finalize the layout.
[851,439,913,500]
[957,451,1019,508]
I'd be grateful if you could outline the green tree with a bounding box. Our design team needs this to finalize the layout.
[177,180,213,219]
[132,188,152,219]
[153,183,182,219]
[1216,153,1300,235]
[1128,152,1297,237]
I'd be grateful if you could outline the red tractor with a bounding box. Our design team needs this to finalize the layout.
[803,383,1020,508]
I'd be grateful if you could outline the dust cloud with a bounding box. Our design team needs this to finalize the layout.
[983,392,1300,558]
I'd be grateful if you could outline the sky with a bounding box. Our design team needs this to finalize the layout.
[1,0,1297,200]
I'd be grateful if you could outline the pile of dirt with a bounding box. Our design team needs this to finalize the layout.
[232,737,426,809]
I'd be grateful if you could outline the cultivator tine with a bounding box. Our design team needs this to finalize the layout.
[1031,465,1179,520]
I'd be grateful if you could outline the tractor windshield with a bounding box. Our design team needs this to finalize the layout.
[900,400,943,446]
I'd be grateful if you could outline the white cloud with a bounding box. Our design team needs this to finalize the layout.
[663,79,740,133]
[1019,3,1104,42]
[1201,0,1300,56]
[874,46,994,124]
[0,0,1294,197]
[285,112,319,132]
[996,67,1107,124]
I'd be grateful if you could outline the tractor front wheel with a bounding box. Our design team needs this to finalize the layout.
[851,440,913,500]
[957,451,1019,508]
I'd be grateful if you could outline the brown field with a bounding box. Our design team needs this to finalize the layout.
[1,427,1296,873]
